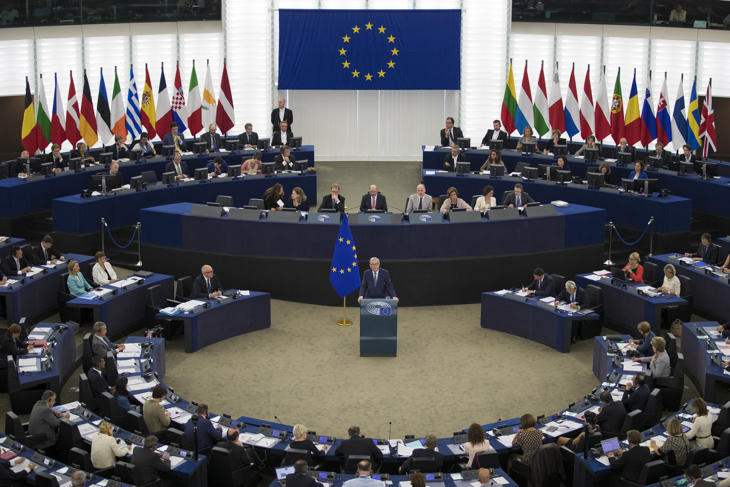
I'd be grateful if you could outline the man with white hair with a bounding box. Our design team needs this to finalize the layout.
[271,97,294,132]
[358,257,398,304]
[405,184,432,213]
[359,184,388,212]
[556,280,586,344]
[191,264,223,299]
[201,123,223,152]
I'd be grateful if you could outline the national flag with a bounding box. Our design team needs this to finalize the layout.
[126,66,142,140]
[171,62,188,134]
[686,77,701,151]
[515,61,534,135]
[564,64,580,138]
[96,69,113,145]
[110,67,127,139]
[594,67,611,141]
[36,74,51,151]
[671,75,687,149]
[140,64,157,139]
[50,73,66,146]
[639,80,657,147]
[21,77,38,154]
[579,66,594,139]
[329,213,361,297]
[699,79,716,158]
[548,63,564,134]
[156,64,173,139]
[216,60,235,134]
[187,60,203,136]
[656,75,672,147]
[79,70,98,147]
[533,61,550,137]
[202,61,217,130]
[500,60,518,135]
[624,70,641,146]
[610,68,625,144]
[65,71,81,147]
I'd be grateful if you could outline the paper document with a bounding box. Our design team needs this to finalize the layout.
[239,290,250,296]
[593,270,611,276]
[595,455,610,466]
[540,296,555,303]
[166,407,192,424]
[610,390,624,401]
[583,274,602,282]
[124,343,142,353]
[514,290,529,297]
[25,267,45,278]
[10,458,30,473]
[622,360,643,372]
[170,456,186,469]
[493,289,510,296]
[496,433,516,448]
[0,279,18,287]
[447,444,464,455]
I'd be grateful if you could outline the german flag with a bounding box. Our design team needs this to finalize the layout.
[79,70,98,147]
[21,77,37,154]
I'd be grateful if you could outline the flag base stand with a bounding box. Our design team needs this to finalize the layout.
[337,297,353,326]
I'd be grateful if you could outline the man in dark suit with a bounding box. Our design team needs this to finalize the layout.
[621,374,650,412]
[238,123,259,149]
[318,184,346,212]
[165,151,189,180]
[686,233,719,265]
[191,264,223,299]
[11,150,30,177]
[596,391,627,437]
[285,460,322,487]
[679,144,696,166]
[481,120,508,146]
[91,321,124,360]
[556,280,585,309]
[440,117,463,146]
[272,121,293,147]
[608,429,651,483]
[334,426,383,469]
[216,428,252,470]
[29,390,69,450]
[46,144,67,173]
[443,145,466,171]
[87,357,110,398]
[0,324,30,361]
[162,122,187,151]
[184,404,223,452]
[3,246,30,276]
[200,123,224,152]
[111,135,128,160]
[207,157,229,177]
[103,160,123,190]
[398,434,444,473]
[648,141,673,169]
[686,464,716,487]
[274,146,296,171]
[359,185,387,212]
[0,456,35,485]
[271,98,293,132]
[29,234,64,265]
[502,183,534,208]
[131,435,171,483]
[523,267,554,297]
[358,257,398,304]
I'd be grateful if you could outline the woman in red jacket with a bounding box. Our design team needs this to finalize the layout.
[622,251,644,283]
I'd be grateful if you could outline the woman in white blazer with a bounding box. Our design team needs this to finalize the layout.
[92,251,117,286]
[90,421,130,469]
[474,185,497,212]
[685,398,714,449]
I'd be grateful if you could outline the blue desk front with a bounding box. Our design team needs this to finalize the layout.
[66,273,174,340]
[0,253,94,323]
[649,253,730,322]
[0,237,25,259]
[574,273,687,334]
[422,171,690,234]
[679,321,730,404]
[15,323,75,401]
[53,172,318,234]
[481,292,599,353]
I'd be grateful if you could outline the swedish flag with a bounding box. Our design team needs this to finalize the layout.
[329,214,361,297]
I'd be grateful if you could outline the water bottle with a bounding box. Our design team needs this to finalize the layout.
[101,176,107,194]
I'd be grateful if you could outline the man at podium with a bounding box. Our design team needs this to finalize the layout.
[358,257,398,304]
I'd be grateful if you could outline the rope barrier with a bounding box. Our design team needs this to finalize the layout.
[611,218,654,247]
[104,222,138,249]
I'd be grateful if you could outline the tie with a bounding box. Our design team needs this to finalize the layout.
[103,264,112,281]
[371,196,376,209]
[43,248,48,261]
[571,294,575,303]
[373,272,378,286]
[206,278,211,294]
[418,197,423,210]
[538,279,541,289]
[516,195,521,206]
[175,163,181,176]
[174,136,180,152]
[448,129,453,144]
[15,258,20,272]
[216,167,220,175]
[247,134,250,143]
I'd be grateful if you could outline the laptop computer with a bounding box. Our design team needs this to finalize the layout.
[599,437,621,456]
[276,466,295,485]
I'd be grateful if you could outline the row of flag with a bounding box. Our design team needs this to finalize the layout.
[21,61,236,154]
[501,61,717,158]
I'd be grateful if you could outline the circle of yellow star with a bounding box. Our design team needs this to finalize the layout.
[387,60,395,69]
[378,25,386,33]
[387,35,395,43]
[340,269,345,274]
[365,73,373,81]
[338,48,347,56]
[347,268,351,272]
[331,267,336,272]
[342,60,350,68]
[346,240,351,244]
[342,35,350,43]
[377,69,386,78]
[338,237,343,242]
[352,25,360,33]
[365,22,373,30]
[391,47,399,56]
[351,70,360,78]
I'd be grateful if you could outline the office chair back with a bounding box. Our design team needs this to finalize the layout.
[216,195,234,207]
[716,427,730,454]
[57,418,82,461]
[637,460,668,485]
[409,456,439,473]
[82,333,93,372]
[34,471,60,487]
[126,409,149,435]
[175,276,192,301]
[209,446,238,487]
[20,243,34,260]
[585,284,603,309]
[248,198,265,209]
[619,409,643,439]
[67,446,94,472]
[343,454,370,474]
[146,284,164,308]
[472,451,500,469]
[529,443,565,487]
[678,275,692,299]
[4,411,25,441]
[713,401,730,436]
[141,170,157,184]
[99,391,124,425]
[551,274,566,294]
[470,195,479,208]
[640,389,663,430]
[166,428,185,448]
[642,261,659,286]
[665,332,678,367]
[78,373,99,412]
[282,447,312,466]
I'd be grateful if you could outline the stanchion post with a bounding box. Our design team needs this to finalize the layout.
[136,222,143,268]
[648,216,655,256]
[100,218,106,255]
[603,222,615,267]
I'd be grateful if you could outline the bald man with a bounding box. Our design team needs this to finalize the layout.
[405,184,432,213]
[191,265,223,299]
[271,98,293,132]
[359,185,388,212]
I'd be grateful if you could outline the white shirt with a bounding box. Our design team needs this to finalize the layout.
[280,131,288,145]
[474,196,497,211]
[279,107,285,122]
[491,130,500,140]
[661,275,681,296]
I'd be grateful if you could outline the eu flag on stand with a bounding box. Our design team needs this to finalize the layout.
[330,214,361,297]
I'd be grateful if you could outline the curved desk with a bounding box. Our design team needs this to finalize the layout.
[680,321,730,404]
[14,323,75,402]
[139,202,605,306]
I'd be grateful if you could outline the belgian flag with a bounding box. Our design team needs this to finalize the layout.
[21,77,37,154]
[79,70,98,148]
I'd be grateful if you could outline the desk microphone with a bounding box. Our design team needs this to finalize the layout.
[274,415,283,424]
[388,421,392,441]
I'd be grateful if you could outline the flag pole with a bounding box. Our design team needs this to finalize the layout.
[337,297,352,326]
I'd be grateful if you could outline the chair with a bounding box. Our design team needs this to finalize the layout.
[665,333,678,368]
[34,471,61,487]
[684,446,712,468]
[166,427,185,448]
[78,373,100,413]
[99,391,125,426]
[175,276,193,301]
[145,284,178,325]
[5,411,46,449]
[528,443,565,487]
[471,451,500,469]
[141,170,157,184]
[281,447,311,466]
[208,446,248,487]
[126,409,149,435]
[620,459,668,487]
[115,460,162,487]
[57,272,77,323]
[248,198,264,209]
[551,274,566,294]
[559,445,575,486]
[470,195,480,208]
[618,409,643,439]
[216,195,234,207]
[643,261,659,286]
[678,275,692,320]
[713,401,730,436]
[7,357,45,414]
[0,352,7,393]
[715,427,730,454]
[654,353,685,411]
[82,332,94,372]
[57,418,84,462]
[67,447,98,473]
[343,454,370,474]
[408,456,440,473]
[580,285,604,339]
[638,389,663,431]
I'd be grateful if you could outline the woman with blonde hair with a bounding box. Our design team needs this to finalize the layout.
[290,187,309,211]
[622,252,644,283]
[90,421,130,469]
[657,264,680,296]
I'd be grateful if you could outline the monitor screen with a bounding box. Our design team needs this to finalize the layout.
[489,139,504,151]
[456,137,470,149]
[489,164,505,177]
[552,144,567,156]
[538,164,553,181]
[521,142,536,154]
[617,151,633,166]
[522,166,538,180]
[678,161,694,175]
[586,171,604,189]
[600,437,620,454]
[699,161,718,179]
[556,169,572,183]
[68,157,82,172]
[29,156,43,173]
[194,167,208,181]
[130,175,144,190]
[455,161,470,175]
[40,162,53,176]
[584,147,599,162]
[257,138,270,150]
[261,162,275,175]
[228,165,241,178]
[193,141,207,154]
[647,155,663,169]
[288,136,302,148]
[162,171,176,186]
[275,466,295,480]
[161,145,175,157]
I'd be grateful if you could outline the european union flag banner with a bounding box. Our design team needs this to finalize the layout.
[278,9,461,90]
[330,214,361,297]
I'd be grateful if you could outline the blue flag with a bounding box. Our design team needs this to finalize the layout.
[278,9,461,90]
[329,214,361,297]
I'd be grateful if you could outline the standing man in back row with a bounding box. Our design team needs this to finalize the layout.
[271,97,293,133]
[358,257,398,304]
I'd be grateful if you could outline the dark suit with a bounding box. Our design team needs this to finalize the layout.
[636,331,656,357]
[2,255,29,276]
[621,384,649,412]
[92,334,117,361]
[440,127,464,146]
[162,132,186,151]
[596,400,626,436]
[318,195,346,213]
[111,144,128,160]
[359,269,396,299]
[10,158,27,177]
[359,193,387,212]
[103,172,123,190]
[443,152,466,171]
[334,436,383,464]
[271,107,294,132]
[200,132,224,152]
[191,274,222,299]
[399,448,444,473]
[165,160,189,178]
[557,287,585,307]
[131,447,171,483]
[616,146,636,162]
[693,243,720,265]
[481,129,508,146]
[272,129,294,147]
[46,154,67,170]
[285,473,323,487]
[206,161,229,176]
[184,415,222,452]
[502,191,534,207]
[238,131,259,148]
[0,334,25,361]
[274,154,297,171]
[609,445,651,482]
[648,150,672,170]
[87,367,109,398]
[216,440,251,470]
[0,458,29,486]
[527,274,554,297]
[28,244,63,265]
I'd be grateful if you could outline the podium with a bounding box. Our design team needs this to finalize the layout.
[359,299,398,357]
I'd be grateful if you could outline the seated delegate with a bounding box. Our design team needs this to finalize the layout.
[463,422,493,468]
[657,263,680,296]
[72,141,96,164]
[607,429,651,483]
[555,280,583,309]
[621,374,649,412]
[29,234,64,265]
[241,151,262,174]
[684,232,720,265]
[554,155,568,170]
[479,150,503,171]
[542,129,565,154]
[289,186,310,211]
[628,160,648,180]
[405,184,432,213]
[443,144,466,171]
[621,251,644,283]
[628,321,655,357]
[67,259,93,297]
[131,132,156,156]
[334,425,383,467]
[0,323,32,361]
[191,264,223,299]
[288,423,327,465]
[502,183,534,209]
[574,135,598,157]
[162,122,187,151]
[616,137,635,161]
[650,418,690,467]
[650,142,673,170]
[91,420,131,470]
[481,119,507,147]
[473,185,496,211]
[440,187,472,214]
[523,267,554,297]
[515,126,537,151]
[165,151,189,180]
[631,336,670,378]
[238,123,259,148]
[598,162,613,186]
[359,185,388,212]
[512,413,542,464]
[275,145,297,171]
[596,391,626,438]
[272,121,293,146]
[201,123,223,152]
[318,184,346,212]
[398,434,443,473]
[264,183,286,211]
[3,246,30,276]
[440,116,463,147]
[206,156,228,177]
